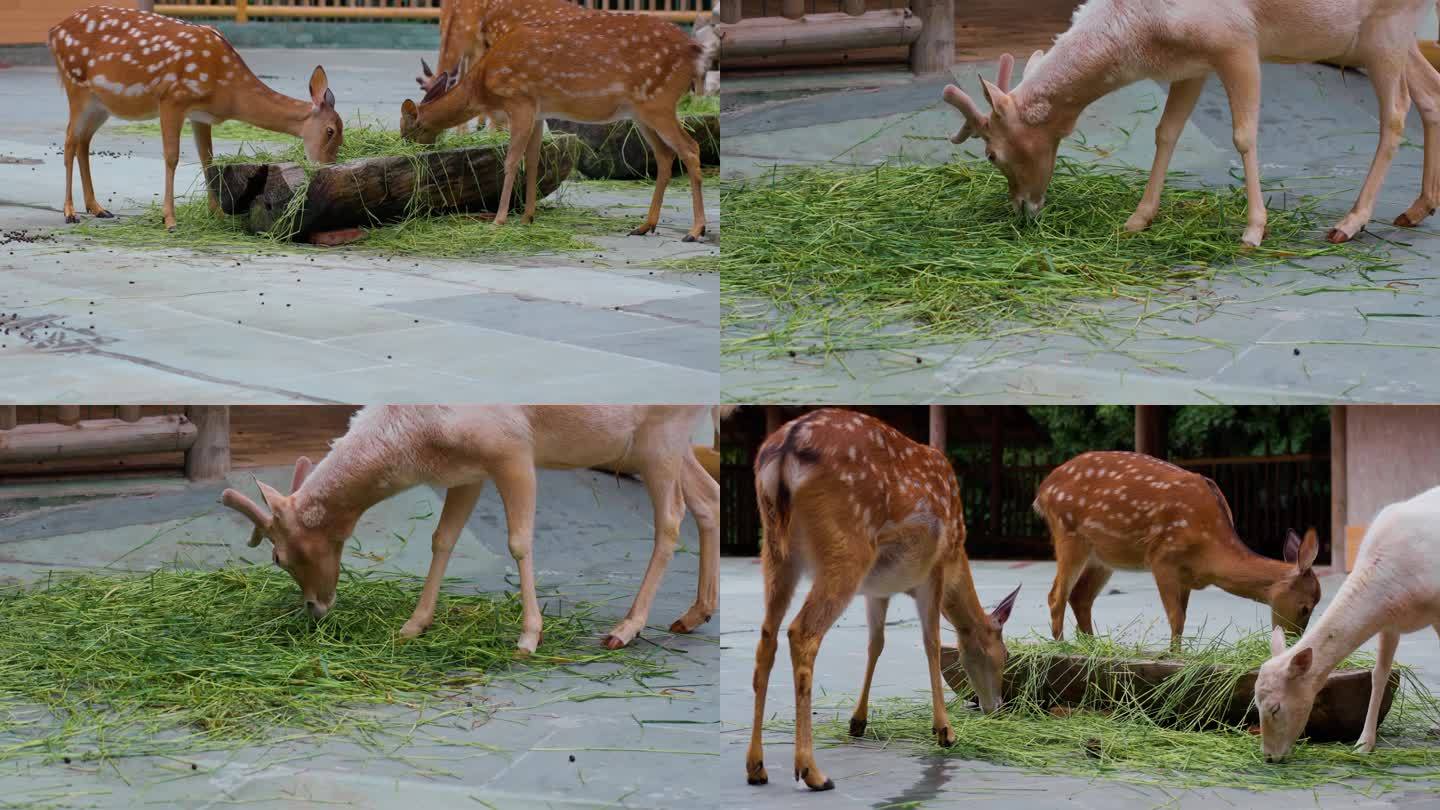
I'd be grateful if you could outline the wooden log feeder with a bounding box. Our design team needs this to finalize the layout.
[940,645,1399,742]
[204,140,577,239]
[718,10,923,61]
[549,116,720,181]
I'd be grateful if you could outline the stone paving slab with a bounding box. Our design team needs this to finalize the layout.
[0,463,719,808]
[717,557,1440,809]
[720,59,1440,404]
[0,49,718,404]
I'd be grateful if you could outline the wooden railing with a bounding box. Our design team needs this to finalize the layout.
[717,0,950,73]
[154,0,710,24]
[0,406,231,482]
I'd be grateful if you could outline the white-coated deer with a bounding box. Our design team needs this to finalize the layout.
[942,0,1440,246]
[400,15,714,241]
[1259,486,1440,762]
[747,409,1020,791]
[47,6,342,230]
[1036,451,1321,650]
[219,405,719,654]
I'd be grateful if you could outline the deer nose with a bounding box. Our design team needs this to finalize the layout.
[305,599,328,619]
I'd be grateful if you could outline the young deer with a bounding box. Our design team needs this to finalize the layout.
[747,409,1020,791]
[400,15,713,241]
[48,6,342,230]
[1259,486,1440,762]
[414,0,594,132]
[1036,451,1320,650]
[219,405,718,654]
[942,0,1440,246]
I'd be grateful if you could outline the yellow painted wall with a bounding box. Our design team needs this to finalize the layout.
[0,0,140,46]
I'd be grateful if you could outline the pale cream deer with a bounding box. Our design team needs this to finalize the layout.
[746,408,1020,791]
[219,405,719,654]
[942,0,1440,246]
[1259,485,1440,762]
[48,5,342,230]
[400,15,713,241]
[1036,451,1321,650]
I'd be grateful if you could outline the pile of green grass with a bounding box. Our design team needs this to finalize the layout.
[110,119,295,144]
[0,566,673,764]
[714,160,1396,358]
[824,632,1440,791]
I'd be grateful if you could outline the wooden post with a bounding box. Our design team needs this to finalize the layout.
[841,0,864,15]
[765,405,784,437]
[1135,406,1167,459]
[117,406,141,423]
[236,0,249,24]
[1331,405,1348,569]
[928,405,946,451]
[989,409,1002,538]
[137,0,155,11]
[184,406,231,482]
[0,407,14,431]
[56,406,81,426]
[908,0,954,74]
[781,0,804,20]
[719,0,741,23]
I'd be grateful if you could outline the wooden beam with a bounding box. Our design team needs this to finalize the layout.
[717,10,922,59]
[55,406,81,427]
[989,409,1002,537]
[929,405,946,451]
[0,416,197,463]
[117,406,142,423]
[781,0,804,19]
[765,405,784,437]
[908,0,954,74]
[719,0,742,23]
[185,406,231,482]
[1135,406,1167,459]
[1331,405,1348,568]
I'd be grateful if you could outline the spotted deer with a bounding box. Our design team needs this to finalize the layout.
[942,0,1440,246]
[1258,486,1440,762]
[746,409,1020,791]
[47,5,342,230]
[219,405,719,654]
[415,0,595,132]
[400,15,713,241]
[1035,451,1320,650]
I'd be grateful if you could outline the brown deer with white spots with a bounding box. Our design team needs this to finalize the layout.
[1035,451,1321,650]
[47,6,342,230]
[400,15,713,241]
[746,409,1020,791]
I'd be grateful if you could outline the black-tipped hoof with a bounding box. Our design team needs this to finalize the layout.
[65,214,79,224]
[849,717,867,737]
[810,778,835,792]
[747,774,768,786]
[94,210,114,219]
[682,233,698,242]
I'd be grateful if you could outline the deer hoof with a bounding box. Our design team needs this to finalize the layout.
[65,214,79,224]
[93,208,114,219]
[601,633,628,650]
[629,224,656,237]
[935,725,957,747]
[849,717,867,737]
[746,761,769,785]
[399,620,426,639]
[1325,227,1353,244]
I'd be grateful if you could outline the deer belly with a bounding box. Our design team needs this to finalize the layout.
[1082,530,1151,571]
[860,541,937,597]
[87,81,161,121]
[541,100,632,126]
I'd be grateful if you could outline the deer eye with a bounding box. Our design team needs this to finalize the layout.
[986,151,997,162]
[326,127,336,138]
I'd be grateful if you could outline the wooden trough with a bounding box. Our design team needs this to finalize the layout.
[941,645,1398,742]
[549,116,719,180]
[204,139,577,238]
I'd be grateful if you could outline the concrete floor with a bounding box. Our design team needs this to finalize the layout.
[721,61,1440,404]
[718,557,1440,809]
[0,49,719,404]
[0,466,719,808]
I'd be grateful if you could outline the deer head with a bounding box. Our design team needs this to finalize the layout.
[400,58,473,144]
[1269,528,1321,634]
[951,583,1021,713]
[1255,625,1319,762]
[300,65,343,164]
[942,51,1064,218]
[220,457,358,618]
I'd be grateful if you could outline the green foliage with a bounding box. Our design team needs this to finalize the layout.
[1024,406,1329,459]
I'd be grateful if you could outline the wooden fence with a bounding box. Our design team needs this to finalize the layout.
[0,406,231,482]
[718,0,950,73]
[153,0,710,23]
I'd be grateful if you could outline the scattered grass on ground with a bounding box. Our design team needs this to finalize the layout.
[711,160,1398,359]
[0,566,675,765]
[677,94,719,118]
[813,631,1440,792]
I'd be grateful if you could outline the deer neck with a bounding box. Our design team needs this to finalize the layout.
[941,557,991,639]
[1288,577,1387,690]
[1014,25,1140,137]
[215,73,312,138]
[292,434,423,533]
[1200,537,1294,605]
[421,73,488,133]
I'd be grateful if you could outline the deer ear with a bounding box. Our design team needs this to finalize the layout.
[256,480,286,513]
[1282,529,1302,563]
[309,65,330,108]
[291,456,314,493]
[402,98,418,117]
[980,79,1014,120]
[1289,646,1313,677]
[1023,49,1045,82]
[421,58,433,78]
[990,584,1021,628]
[1296,528,1319,572]
[1270,624,1287,657]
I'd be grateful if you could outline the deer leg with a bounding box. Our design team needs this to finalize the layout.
[747,555,800,787]
[1398,45,1440,227]
[72,105,111,219]
[670,447,719,634]
[493,455,542,654]
[1068,562,1113,637]
[61,89,92,224]
[1048,526,1089,640]
[602,458,686,649]
[1152,568,1190,651]
[1357,630,1399,753]
[1213,49,1268,247]
[192,121,218,214]
[915,572,957,748]
[848,595,890,738]
[645,111,708,241]
[492,103,536,229]
[1125,76,1205,233]
[400,481,486,639]
[1327,51,1408,242]
[628,121,675,237]
[521,120,543,224]
[789,558,866,791]
[159,103,186,231]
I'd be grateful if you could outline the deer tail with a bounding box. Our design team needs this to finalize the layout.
[753,413,821,562]
[691,26,719,95]
[1201,476,1237,531]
